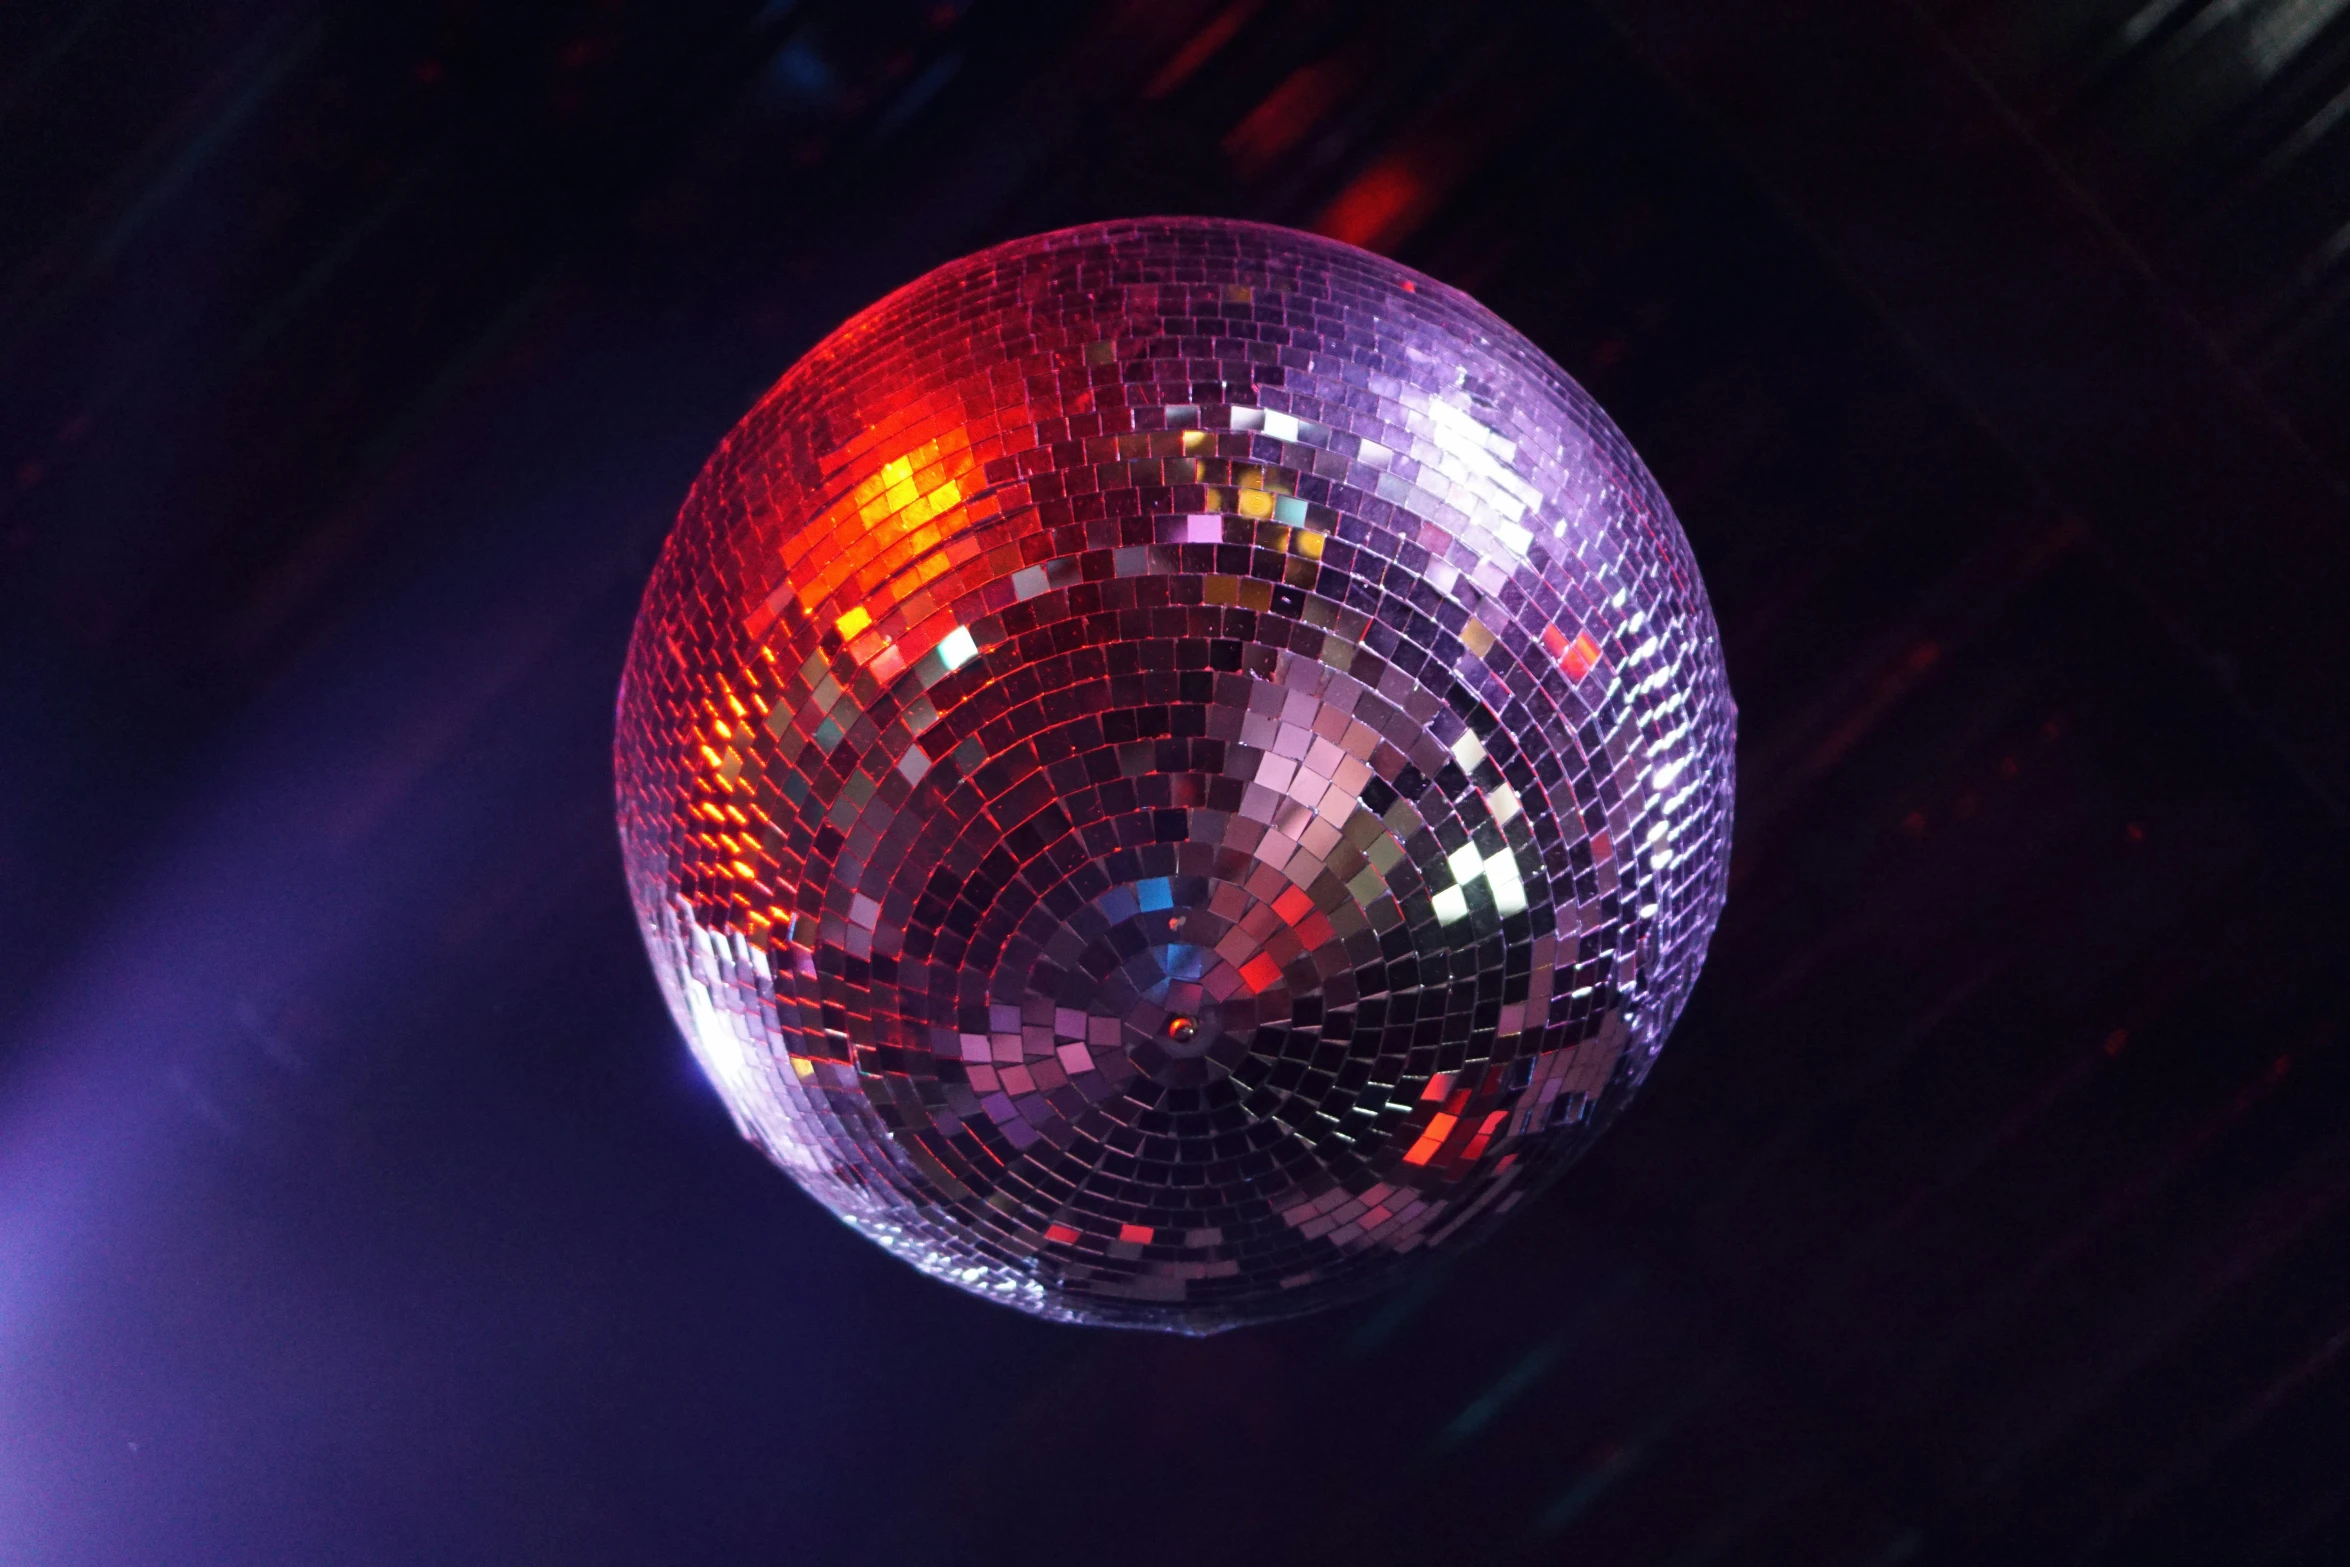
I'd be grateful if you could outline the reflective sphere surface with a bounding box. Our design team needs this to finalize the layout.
[616,218,1734,1331]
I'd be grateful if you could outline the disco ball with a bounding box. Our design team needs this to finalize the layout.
[616,218,1733,1332]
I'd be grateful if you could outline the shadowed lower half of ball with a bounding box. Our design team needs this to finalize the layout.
[615,217,1734,1332]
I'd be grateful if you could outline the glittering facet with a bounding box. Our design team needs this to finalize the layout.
[615,218,1734,1332]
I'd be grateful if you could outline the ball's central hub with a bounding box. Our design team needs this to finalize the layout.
[1151,1007,1218,1063]
[1123,959,1237,1086]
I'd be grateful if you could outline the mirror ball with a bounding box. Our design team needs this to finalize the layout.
[615,218,1734,1331]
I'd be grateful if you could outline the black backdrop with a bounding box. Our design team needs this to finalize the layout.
[6,2,2350,1563]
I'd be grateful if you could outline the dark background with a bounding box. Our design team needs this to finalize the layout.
[5,1,2350,1562]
